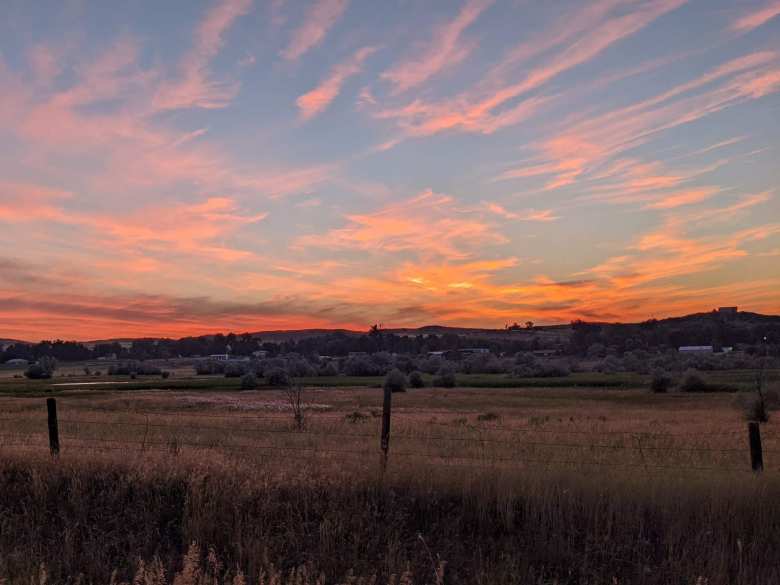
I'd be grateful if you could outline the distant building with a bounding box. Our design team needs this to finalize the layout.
[427,351,446,357]
[4,358,28,366]
[252,350,268,359]
[718,306,738,315]
[461,348,490,355]
[678,346,733,354]
[208,354,230,361]
[679,346,713,353]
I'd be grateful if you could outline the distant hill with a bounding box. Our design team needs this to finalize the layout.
[15,309,780,347]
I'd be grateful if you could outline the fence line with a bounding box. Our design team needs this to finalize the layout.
[0,398,773,474]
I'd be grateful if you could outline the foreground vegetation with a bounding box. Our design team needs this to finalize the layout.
[1,450,779,585]
[0,385,779,584]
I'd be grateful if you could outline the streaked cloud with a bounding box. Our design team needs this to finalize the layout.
[381,0,492,93]
[281,0,349,61]
[732,0,780,32]
[1,0,779,339]
[297,46,378,120]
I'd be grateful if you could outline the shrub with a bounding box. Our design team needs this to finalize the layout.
[195,360,225,375]
[434,365,456,388]
[265,367,289,386]
[161,371,170,379]
[383,369,407,393]
[650,369,673,393]
[537,361,571,378]
[224,362,249,378]
[419,356,443,375]
[408,370,425,388]
[240,372,258,390]
[24,356,57,379]
[24,364,50,380]
[108,361,162,376]
[318,361,340,376]
[679,369,709,392]
[343,355,380,376]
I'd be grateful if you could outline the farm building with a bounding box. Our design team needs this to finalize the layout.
[678,346,733,354]
[3,358,28,366]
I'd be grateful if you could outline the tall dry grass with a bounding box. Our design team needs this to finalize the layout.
[0,446,778,585]
[1,388,779,584]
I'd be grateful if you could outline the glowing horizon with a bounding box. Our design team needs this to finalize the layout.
[1,0,779,342]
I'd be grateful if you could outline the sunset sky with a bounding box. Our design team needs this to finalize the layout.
[1,0,779,341]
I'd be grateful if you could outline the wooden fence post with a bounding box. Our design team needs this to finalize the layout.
[46,398,60,457]
[380,385,392,470]
[748,421,763,472]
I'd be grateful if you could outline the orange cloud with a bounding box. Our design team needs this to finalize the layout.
[381,0,492,93]
[297,189,505,259]
[281,0,349,61]
[297,46,378,120]
[643,187,721,209]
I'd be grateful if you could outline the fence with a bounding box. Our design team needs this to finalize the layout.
[0,393,775,474]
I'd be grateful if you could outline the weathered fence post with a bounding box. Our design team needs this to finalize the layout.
[47,398,60,457]
[748,421,763,472]
[380,384,392,470]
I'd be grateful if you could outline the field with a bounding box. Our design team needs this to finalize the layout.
[1,371,779,584]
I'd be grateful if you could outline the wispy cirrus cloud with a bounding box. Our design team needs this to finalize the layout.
[297,46,378,120]
[154,0,253,111]
[484,202,559,221]
[732,0,780,32]
[372,0,686,139]
[381,0,492,94]
[281,0,349,61]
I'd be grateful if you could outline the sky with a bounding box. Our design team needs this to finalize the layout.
[0,0,779,341]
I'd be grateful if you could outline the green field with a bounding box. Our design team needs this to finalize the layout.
[1,366,777,396]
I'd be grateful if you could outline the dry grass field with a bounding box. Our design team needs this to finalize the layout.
[1,385,779,584]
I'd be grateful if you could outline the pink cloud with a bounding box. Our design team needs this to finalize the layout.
[281,0,349,61]
[381,0,492,94]
[485,203,559,222]
[732,0,780,32]
[154,0,252,111]
[297,46,378,120]
[373,0,685,139]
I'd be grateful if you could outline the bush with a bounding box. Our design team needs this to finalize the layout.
[265,367,289,386]
[195,360,225,375]
[434,365,456,388]
[383,369,407,393]
[224,362,249,378]
[240,372,258,390]
[650,369,673,393]
[408,370,425,388]
[343,355,380,376]
[679,369,709,392]
[24,356,57,379]
[318,361,340,376]
[537,361,570,378]
[161,371,170,379]
[108,361,162,376]
[24,364,50,380]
